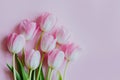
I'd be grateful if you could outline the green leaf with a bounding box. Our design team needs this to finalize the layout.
[39,68,44,80]
[57,71,63,80]
[7,64,21,80]
[16,56,28,80]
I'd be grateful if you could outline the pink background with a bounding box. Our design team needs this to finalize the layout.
[0,0,120,80]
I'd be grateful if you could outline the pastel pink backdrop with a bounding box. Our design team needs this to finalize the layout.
[0,0,120,80]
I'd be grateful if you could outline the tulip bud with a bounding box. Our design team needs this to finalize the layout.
[38,12,56,32]
[60,43,80,61]
[19,19,37,40]
[41,33,57,53]
[7,33,25,54]
[48,49,65,69]
[51,26,70,44]
[25,49,41,70]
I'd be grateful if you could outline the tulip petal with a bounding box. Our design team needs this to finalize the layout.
[48,49,65,69]
[41,33,56,53]
[39,13,56,32]
[30,51,40,70]
[26,22,36,40]
[53,51,64,68]
[19,19,37,40]
[43,15,56,31]
[7,33,17,53]
[25,49,41,70]
[12,34,25,53]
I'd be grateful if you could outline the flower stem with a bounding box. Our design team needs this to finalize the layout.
[36,53,45,80]
[21,48,25,65]
[63,61,69,80]
[49,69,53,80]
[13,53,16,80]
[28,70,33,80]
[33,70,36,80]
[46,67,53,80]
[35,32,44,50]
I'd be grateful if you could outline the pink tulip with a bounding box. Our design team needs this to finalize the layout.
[51,26,70,44]
[38,12,56,32]
[40,33,57,53]
[7,33,25,54]
[48,49,65,69]
[25,49,41,70]
[60,43,80,61]
[19,19,38,40]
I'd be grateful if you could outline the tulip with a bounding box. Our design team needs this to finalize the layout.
[46,49,65,80]
[40,33,57,53]
[7,33,25,54]
[37,33,57,80]
[60,43,80,61]
[37,32,57,80]
[51,26,70,44]
[25,49,40,80]
[25,49,41,70]
[36,13,56,80]
[60,43,81,80]
[38,12,56,32]
[19,19,38,40]
[48,49,65,69]
[7,33,25,80]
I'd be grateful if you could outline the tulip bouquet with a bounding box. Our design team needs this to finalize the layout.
[6,12,81,80]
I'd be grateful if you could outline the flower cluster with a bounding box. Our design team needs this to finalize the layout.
[7,12,81,80]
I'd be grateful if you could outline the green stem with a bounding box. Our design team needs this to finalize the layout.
[46,67,53,80]
[22,48,25,65]
[28,70,33,80]
[33,70,36,80]
[49,69,53,80]
[13,53,16,80]
[36,31,44,80]
[63,61,69,80]
[36,53,45,80]
[35,31,44,50]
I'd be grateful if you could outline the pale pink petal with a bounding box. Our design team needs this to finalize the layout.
[12,34,25,53]
[48,49,65,69]
[25,49,41,70]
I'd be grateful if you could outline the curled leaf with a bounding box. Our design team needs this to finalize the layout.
[16,56,28,80]
[7,64,21,80]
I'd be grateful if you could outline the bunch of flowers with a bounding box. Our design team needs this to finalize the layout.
[7,12,81,80]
